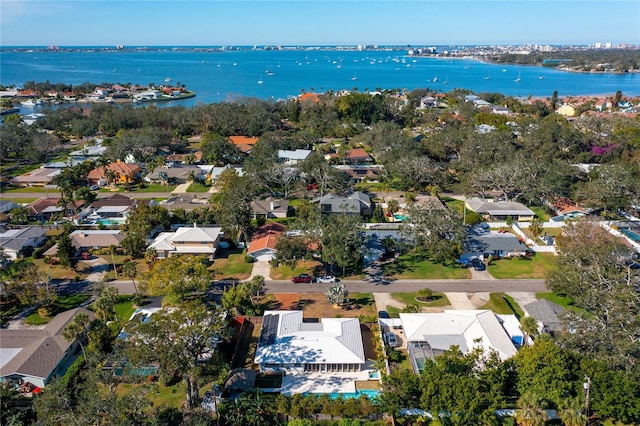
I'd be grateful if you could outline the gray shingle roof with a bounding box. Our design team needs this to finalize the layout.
[523,299,565,333]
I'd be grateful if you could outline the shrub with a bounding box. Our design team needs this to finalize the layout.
[244,255,255,263]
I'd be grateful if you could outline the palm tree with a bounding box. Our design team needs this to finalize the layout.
[93,286,119,321]
[157,170,169,192]
[95,155,111,180]
[122,261,139,298]
[515,392,548,426]
[520,315,540,346]
[387,199,400,215]
[558,397,587,426]
[62,313,90,358]
[104,169,116,188]
[144,247,157,265]
[109,245,118,279]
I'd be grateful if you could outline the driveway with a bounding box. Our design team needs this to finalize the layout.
[444,292,476,310]
[506,292,539,313]
[373,293,405,313]
[248,259,273,281]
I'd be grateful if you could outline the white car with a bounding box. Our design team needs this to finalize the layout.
[385,332,400,348]
[316,275,336,284]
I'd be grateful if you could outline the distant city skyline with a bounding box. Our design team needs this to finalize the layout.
[1,1,638,47]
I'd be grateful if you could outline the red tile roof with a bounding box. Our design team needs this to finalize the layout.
[87,162,141,180]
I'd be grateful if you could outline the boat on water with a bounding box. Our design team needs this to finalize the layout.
[514,72,521,83]
[433,77,438,82]
[0,107,20,116]
[351,72,357,81]
[539,75,545,80]
[164,77,172,83]
[257,75,264,85]
[20,98,43,106]
[484,73,490,80]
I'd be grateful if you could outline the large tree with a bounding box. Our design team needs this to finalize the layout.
[141,255,211,300]
[320,211,364,276]
[547,222,640,369]
[126,301,230,410]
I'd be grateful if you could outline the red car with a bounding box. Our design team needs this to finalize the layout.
[291,274,313,283]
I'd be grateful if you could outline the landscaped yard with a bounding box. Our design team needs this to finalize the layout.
[25,294,90,325]
[536,292,578,311]
[212,253,254,280]
[102,255,148,281]
[186,181,212,193]
[530,206,553,221]
[271,292,377,320]
[269,260,324,280]
[391,291,451,308]
[32,258,91,281]
[382,253,471,280]
[487,253,558,279]
[479,293,524,317]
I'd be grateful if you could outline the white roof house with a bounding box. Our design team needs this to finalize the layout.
[400,310,518,373]
[149,224,223,259]
[278,149,312,164]
[255,311,366,375]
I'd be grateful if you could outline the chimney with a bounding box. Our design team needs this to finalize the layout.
[270,201,275,210]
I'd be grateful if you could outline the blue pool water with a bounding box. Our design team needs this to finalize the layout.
[393,214,407,221]
[326,390,381,400]
[620,229,640,243]
[96,218,124,225]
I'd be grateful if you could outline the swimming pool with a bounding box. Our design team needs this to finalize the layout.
[393,214,407,221]
[327,390,381,400]
[620,228,640,243]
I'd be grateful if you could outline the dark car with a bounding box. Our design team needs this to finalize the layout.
[378,310,390,319]
[471,259,486,271]
[291,274,313,283]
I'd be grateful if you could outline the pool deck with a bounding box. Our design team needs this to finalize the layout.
[279,368,380,396]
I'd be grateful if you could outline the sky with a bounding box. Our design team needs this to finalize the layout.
[1,0,638,47]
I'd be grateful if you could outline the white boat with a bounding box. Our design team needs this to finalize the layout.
[257,75,263,84]
[350,73,357,81]
[484,72,490,80]
[20,99,43,106]
[539,75,545,80]
[164,77,172,83]
[514,72,521,83]
[433,77,438,82]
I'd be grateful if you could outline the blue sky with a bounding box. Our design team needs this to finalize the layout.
[1,1,638,46]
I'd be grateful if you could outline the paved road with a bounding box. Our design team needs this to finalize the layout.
[104,278,547,295]
[3,191,176,199]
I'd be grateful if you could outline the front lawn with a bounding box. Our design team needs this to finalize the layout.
[212,253,254,280]
[479,293,524,318]
[114,295,137,322]
[487,253,558,279]
[530,206,553,221]
[134,184,177,193]
[32,258,90,281]
[186,181,212,193]
[382,253,471,280]
[269,260,323,280]
[25,294,90,325]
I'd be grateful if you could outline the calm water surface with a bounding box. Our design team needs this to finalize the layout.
[2,48,639,106]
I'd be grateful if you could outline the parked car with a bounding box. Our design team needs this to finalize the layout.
[385,332,400,348]
[89,184,100,190]
[378,310,390,319]
[316,275,336,284]
[471,258,486,271]
[291,274,313,283]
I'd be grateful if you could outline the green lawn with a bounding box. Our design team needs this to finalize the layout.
[479,293,524,318]
[117,382,185,409]
[0,197,38,204]
[185,182,212,193]
[441,197,465,216]
[530,206,553,221]
[269,260,323,280]
[212,253,254,280]
[536,292,577,310]
[391,292,451,308]
[487,253,558,279]
[114,296,137,322]
[134,184,177,193]
[1,186,49,193]
[382,253,471,280]
[25,294,90,325]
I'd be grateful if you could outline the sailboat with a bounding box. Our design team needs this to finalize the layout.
[514,72,521,83]
[351,72,357,81]
[484,72,490,80]
[433,76,438,83]
[443,76,449,85]
[257,75,263,84]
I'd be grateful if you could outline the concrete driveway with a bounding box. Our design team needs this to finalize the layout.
[248,259,273,281]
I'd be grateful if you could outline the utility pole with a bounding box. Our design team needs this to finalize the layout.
[583,375,591,425]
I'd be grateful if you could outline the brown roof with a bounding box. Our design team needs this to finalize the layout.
[0,308,95,382]
[346,148,373,161]
[87,162,141,180]
[70,231,124,249]
[248,223,285,254]
[229,136,259,146]
[27,197,83,215]
[90,194,135,209]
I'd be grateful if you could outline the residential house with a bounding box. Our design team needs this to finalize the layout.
[251,197,289,219]
[25,197,84,222]
[69,143,107,161]
[164,151,203,166]
[523,299,566,336]
[149,223,223,260]
[460,229,530,262]
[313,191,374,216]
[335,165,382,183]
[247,223,285,261]
[229,136,259,154]
[45,230,125,257]
[0,308,96,388]
[547,197,590,221]
[0,227,47,260]
[343,148,374,164]
[159,194,214,212]
[201,165,244,182]
[399,310,518,374]
[255,311,366,375]
[465,197,535,222]
[76,194,137,225]
[278,149,312,165]
[0,200,18,214]
[145,165,203,184]
[10,167,61,187]
[492,105,510,115]
[87,161,141,186]
[556,103,577,117]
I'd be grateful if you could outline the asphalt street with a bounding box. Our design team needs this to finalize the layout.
[104,278,547,295]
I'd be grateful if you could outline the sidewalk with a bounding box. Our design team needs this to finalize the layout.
[172,182,192,193]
